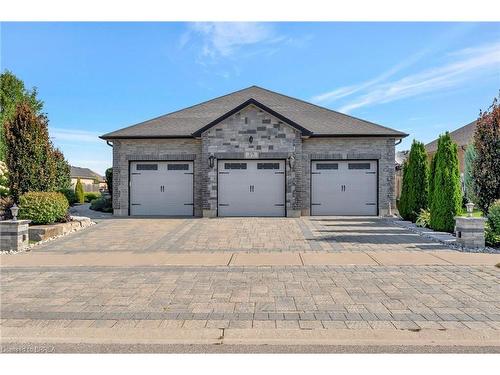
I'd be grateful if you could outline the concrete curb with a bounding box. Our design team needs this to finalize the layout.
[2,327,499,347]
[2,250,500,267]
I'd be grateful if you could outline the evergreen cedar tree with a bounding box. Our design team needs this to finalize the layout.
[75,178,85,204]
[463,144,478,205]
[0,70,44,162]
[428,150,437,209]
[472,95,500,213]
[429,132,462,233]
[399,140,429,222]
[4,101,71,202]
[105,168,113,199]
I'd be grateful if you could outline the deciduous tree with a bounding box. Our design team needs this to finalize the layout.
[472,95,500,213]
[0,70,43,161]
[4,101,54,201]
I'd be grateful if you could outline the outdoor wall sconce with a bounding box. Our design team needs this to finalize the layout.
[288,154,295,170]
[208,154,216,169]
[248,136,254,144]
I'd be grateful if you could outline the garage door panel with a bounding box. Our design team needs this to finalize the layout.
[130,161,193,216]
[311,160,377,216]
[218,160,285,217]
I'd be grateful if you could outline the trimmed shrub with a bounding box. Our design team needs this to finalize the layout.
[58,188,77,205]
[429,132,463,233]
[416,209,431,228]
[0,160,9,197]
[18,192,69,224]
[75,178,84,204]
[90,196,112,213]
[84,192,101,203]
[105,167,113,198]
[398,140,429,222]
[487,200,500,237]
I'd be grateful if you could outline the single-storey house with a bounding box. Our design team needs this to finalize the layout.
[70,166,107,193]
[425,120,477,173]
[101,86,407,217]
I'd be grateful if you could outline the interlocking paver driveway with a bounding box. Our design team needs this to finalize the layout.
[28,216,446,254]
[1,265,499,330]
[1,216,499,342]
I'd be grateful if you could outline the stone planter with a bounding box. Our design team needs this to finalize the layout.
[28,216,92,242]
[455,216,487,249]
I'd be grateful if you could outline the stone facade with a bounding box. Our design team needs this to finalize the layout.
[111,104,396,217]
[455,217,486,248]
[0,220,30,251]
[201,105,302,217]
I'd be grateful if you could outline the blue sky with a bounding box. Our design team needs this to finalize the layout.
[1,22,499,175]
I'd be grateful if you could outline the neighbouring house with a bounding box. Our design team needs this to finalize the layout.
[70,166,107,193]
[424,120,477,173]
[395,150,409,200]
[101,86,407,217]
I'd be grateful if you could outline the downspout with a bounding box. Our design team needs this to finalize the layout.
[106,140,113,147]
[394,139,402,146]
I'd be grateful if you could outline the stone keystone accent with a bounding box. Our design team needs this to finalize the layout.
[0,220,31,252]
[454,216,487,248]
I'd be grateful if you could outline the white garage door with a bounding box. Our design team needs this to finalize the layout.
[311,160,377,216]
[218,160,285,217]
[130,161,194,216]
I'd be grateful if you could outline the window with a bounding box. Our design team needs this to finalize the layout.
[225,162,247,170]
[348,163,371,170]
[168,164,189,170]
[316,163,338,170]
[257,162,280,170]
[136,164,158,171]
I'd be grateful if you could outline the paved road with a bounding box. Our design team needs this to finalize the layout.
[3,342,500,353]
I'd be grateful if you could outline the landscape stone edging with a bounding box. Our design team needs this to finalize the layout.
[387,217,499,254]
[0,216,95,255]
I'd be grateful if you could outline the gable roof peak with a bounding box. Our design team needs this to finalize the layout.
[101,85,408,139]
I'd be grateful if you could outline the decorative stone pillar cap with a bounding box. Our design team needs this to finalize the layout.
[0,219,31,225]
[454,216,486,221]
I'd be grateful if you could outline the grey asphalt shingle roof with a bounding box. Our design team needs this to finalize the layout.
[425,121,477,153]
[70,166,104,181]
[100,86,408,139]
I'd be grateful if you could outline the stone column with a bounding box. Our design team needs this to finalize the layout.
[0,220,31,252]
[454,217,486,248]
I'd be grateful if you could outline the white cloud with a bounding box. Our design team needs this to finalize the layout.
[186,22,279,58]
[49,127,102,143]
[337,41,500,113]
